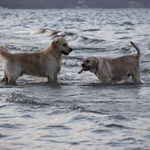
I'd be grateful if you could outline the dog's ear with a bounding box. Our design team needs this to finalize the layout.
[92,58,99,72]
[52,40,58,49]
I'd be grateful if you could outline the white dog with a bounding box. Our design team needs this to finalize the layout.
[0,37,72,83]
[78,41,141,84]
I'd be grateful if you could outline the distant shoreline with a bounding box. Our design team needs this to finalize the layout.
[0,0,150,9]
[0,7,149,10]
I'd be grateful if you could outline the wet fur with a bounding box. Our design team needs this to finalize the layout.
[0,37,72,83]
[80,41,141,83]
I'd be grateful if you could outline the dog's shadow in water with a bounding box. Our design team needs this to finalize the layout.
[0,78,72,89]
[79,80,144,89]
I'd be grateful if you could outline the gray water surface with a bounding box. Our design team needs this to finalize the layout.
[0,9,150,150]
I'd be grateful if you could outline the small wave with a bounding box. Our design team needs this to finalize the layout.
[82,109,109,115]
[63,61,81,67]
[115,31,129,34]
[30,28,76,38]
[120,21,135,26]
[69,114,94,123]
[2,12,12,17]
[0,133,7,138]
[6,92,48,105]
[105,123,128,129]
[106,138,136,147]
[73,47,106,52]
[119,138,136,144]
[46,29,60,36]
[126,27,135,31]
[92,129,110,133]
[83,29,100,32]
[30,28,105,50]
[76,35,105,44]
[30,28,48,35]
[5,44,39,53]
[118,36,131,40]
[142,68,150,73]
[30,28,104,47]
[143,52,150,58]
[120,46,130,51]
[76,36,88,42]
[108,115,132,121]
[53,31,76,37]
[45,125,71,130]
[68,105,84,111]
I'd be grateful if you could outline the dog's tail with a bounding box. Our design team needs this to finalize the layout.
[0,46,12,60]
[130,41,141,60]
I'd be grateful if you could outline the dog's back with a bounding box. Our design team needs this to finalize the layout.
[0,46,12,60]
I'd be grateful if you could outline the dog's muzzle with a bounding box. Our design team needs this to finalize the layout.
[82,63,91,71]
[62,47,72,55]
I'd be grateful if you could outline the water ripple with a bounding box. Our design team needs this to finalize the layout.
[0,8,150,150]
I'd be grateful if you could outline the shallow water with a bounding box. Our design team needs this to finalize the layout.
[0,8,150,150]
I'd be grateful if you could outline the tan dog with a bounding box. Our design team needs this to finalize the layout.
[78,41,141,83]
[0,37,72,83]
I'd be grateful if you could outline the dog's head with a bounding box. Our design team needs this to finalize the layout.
[79,57,99,73]
[52,37,72,55]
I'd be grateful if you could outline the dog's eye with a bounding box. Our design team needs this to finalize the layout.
[86,60,90,63]
[63,43,67,47]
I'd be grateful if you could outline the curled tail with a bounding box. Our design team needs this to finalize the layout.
[0,46,12,60]
[130,41,141,60]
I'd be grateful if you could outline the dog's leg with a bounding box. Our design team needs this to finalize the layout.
[6,71,19,83]
[1,69,9,82]
[46,69,58,83]
[101,73,112,83]
[8,77,18,83]
[97,75,111,83]
[1,76,8,82]
[131,68,141,84]
[54,70,58,82]
[54,76,57,82]
[4,62,22,83]
[132,75,141,83]
[47,75,55,83]
[1,73,17,83]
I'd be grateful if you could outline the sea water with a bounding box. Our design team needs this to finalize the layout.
[0,8,150,150]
